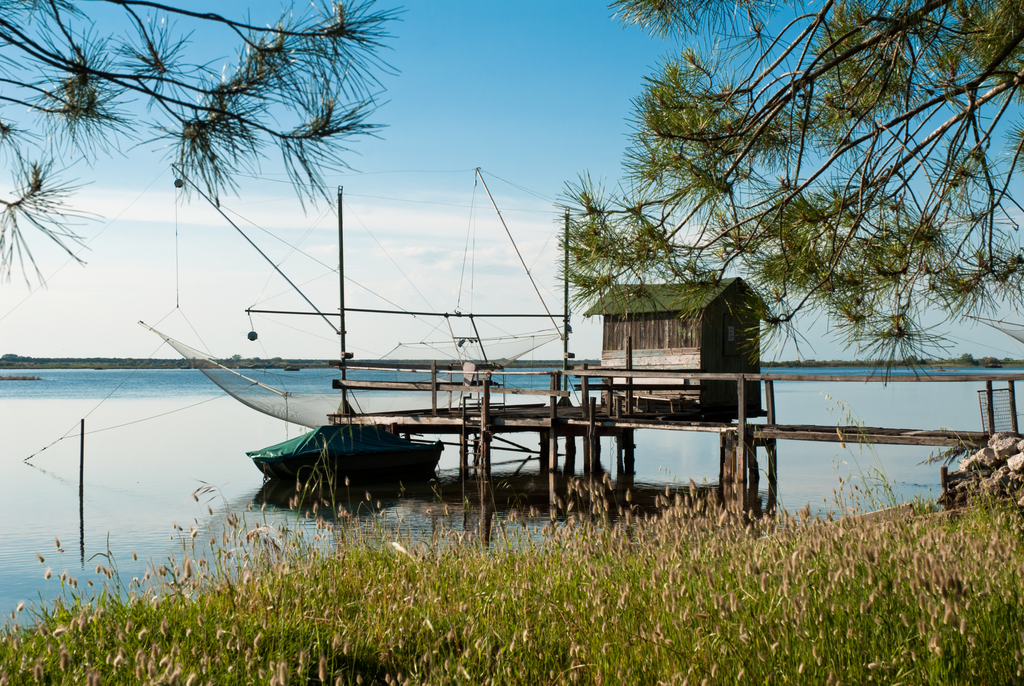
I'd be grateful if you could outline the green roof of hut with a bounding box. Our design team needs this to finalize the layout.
[583,278,744,317]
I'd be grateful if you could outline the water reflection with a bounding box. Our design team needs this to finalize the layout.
[252,468,777,542]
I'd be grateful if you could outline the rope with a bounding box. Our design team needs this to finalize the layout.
[24,337,172,463]
[341,199,436,312]
[457,175,478,311]
[173,167,340,337]
[477,168,556,204]
[475,169,562,338]
[72,394,226,435]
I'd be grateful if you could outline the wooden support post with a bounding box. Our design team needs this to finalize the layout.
[549,431,558,474]
[766,438,778,517]
[623,428,635,475]
[459,399,468,479]
[580,364,590,420]
[940,465,948,494]
[549,373,559,473]
[720,432,729,487]
[719,431,734,482]
[737,376,747,484]
[582,430,591,475]
[539,430,550,472]
[588,397,598,473]
[1009,380,1018,434]
[747,435,759,483]
[602,377,611,412]
[481,378,492,475]
[986,380,995,434]
[625,336,633,416]
[431,359,437,415]
[616,432,625,477]
[765,379,776,425]
[564,434,577,475]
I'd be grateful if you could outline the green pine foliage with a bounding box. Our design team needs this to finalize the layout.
[0,1,395,284]
[565,0,1024,363]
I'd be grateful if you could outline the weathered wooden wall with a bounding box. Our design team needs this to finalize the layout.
[699,288,760,411]
[602,314,701,351]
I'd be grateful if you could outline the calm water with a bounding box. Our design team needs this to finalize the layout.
[0,366,1011,613]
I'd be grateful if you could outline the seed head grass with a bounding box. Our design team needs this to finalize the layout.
[2,479,1024,684]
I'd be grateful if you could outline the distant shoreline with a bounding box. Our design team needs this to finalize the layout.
[2,356,1022,370]
[0,375,42,380]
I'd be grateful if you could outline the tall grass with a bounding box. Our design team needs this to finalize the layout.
[2,479,1023,685]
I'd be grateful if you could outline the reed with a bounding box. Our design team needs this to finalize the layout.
[2,480,1023,685]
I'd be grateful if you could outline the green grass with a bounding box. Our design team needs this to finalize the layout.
[3,481,1024,685]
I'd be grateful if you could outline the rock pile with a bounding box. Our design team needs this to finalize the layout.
[941,432,1024,508]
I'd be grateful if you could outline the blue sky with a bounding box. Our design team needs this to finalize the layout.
[0,0,1020,362]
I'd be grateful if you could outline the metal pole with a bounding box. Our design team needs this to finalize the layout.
[986,380,995,434]
[563,209,570,392]
[1009,380,1018,434]
[338,187,348,415]
[481,378,491,475]
[431,359,438,416]
[79,418,85,566]
[581,366,590,420]
[549,372,559,473]
[460,397,468,479]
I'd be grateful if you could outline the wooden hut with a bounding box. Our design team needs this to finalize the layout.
[583,278,762,418]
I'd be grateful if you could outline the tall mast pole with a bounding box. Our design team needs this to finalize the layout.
[563,208,570,391]
[338,187,348,414]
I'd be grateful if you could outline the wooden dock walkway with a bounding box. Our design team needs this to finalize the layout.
[329,362,1023,488]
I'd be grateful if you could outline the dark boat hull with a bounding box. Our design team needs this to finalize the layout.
[247,425,443,483]
[252,444,443,481]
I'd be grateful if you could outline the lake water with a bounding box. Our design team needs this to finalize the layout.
[0,366,1013,614]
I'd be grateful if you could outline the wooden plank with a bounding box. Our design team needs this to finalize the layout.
[332,379,569,397]
[756,427,986,447]
[571,368,1024,382]
[601,348,701,368]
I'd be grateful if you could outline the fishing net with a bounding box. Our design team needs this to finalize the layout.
[977,317,1024,347]
[140,323,545,422]
[142,323,345,428]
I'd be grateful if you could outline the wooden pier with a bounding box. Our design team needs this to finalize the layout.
[329,362,1023,491]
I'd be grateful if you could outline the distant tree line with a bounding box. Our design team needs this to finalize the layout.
[3,353,1020,370]
[762,354,1018,368]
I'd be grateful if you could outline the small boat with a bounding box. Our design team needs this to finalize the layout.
[246,425,443,482]
[284,366,300,372]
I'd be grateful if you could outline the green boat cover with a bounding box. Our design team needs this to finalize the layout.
[246,425,435,461]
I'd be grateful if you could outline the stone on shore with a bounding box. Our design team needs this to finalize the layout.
[943,432,1024,509]
[991,436,1019,459]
